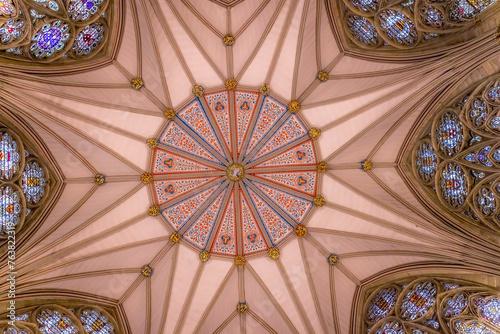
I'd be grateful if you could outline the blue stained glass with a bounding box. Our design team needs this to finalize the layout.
[476,297,500,326]
[455,320,496,334]
[36,309,79,334]
[0,185,21,232]
[400,281,437,320]
[0,132,20,179]
[436,113,463,155]
[477,187,495,215]
[487,87,500,102]
[375,321,404,334]
[22,161,45,204]
[421,5,445,28]
[367,288,399,321]
[465,146,492,166]
[416,142,437,182]
[441,164,468,206]
[80,309,115,334]
[0,19,24,43]
[378,9,417,45]
[443,292,468,317]
[489,117,500,129]
[470,98,488,126]
[347,15,379,45]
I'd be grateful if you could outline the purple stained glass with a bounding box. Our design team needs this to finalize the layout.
[31,21,70,58]
[400,281,437,320]
[38,28,62,49]
[367,287,399,322]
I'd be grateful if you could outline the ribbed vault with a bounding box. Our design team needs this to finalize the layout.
[0,0,499,333]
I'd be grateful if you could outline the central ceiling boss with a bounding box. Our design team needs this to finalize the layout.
[143,81,327,262]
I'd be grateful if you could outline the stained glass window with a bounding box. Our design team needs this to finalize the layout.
[0,0,110,62]
[0,126,50,235]
[3,304,119,334]
[411,75,500,232]
[341,0,498,50]
[150,87,320,258]
[363,278,500,334]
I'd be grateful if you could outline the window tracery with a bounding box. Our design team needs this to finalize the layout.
[339,0,498,50]
[0,124,50,237]
[0,0,110,63]
[363,277,500,333]
[0,304,118,334]
[411,76,500,232]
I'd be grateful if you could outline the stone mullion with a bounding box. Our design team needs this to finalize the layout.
[173,118,230,165]
[177,180,230,235]
[205,183,234,253]
[245,136,310,168]
[241,111,291,165]
[157,177,225,211]
[239,181,274,247]
[238,94,265,164]
[198,97,233,163]
[243,179,298,228]
[156,142,226,170]
[234,181,244,256]
[245,174,315,201]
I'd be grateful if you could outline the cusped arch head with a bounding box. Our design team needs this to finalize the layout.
[326,0,500,60]
[400,70,500,242]
[0,0,122,73]
[0,293,125,334]
[0,108,63,253]
[354,266,500,334]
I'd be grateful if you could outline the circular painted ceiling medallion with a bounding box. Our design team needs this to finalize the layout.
[148,88,320,258]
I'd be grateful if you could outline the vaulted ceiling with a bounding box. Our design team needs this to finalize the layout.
[1,0,500,333]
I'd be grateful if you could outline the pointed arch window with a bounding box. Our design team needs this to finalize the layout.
[410,75,500,232]
[0,117,60,239]
[336,0,499,51]
[362,277,500,333]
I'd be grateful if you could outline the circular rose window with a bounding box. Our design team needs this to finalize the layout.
[148,88,320,257]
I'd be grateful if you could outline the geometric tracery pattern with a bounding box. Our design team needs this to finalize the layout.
[363,277,500,334]
[0,125,49,237]
[341,0,498,50]
[150,88,320,258]
[411,76,500,232]
[0,0,110,62]
[0,304,118,334]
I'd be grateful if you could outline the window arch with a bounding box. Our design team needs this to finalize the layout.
[328,0,499,56]
[0,0,117,68]
[1,303,120,334]
[362,277,500,333]
[0,115,61,240]
[409,75,500,233]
